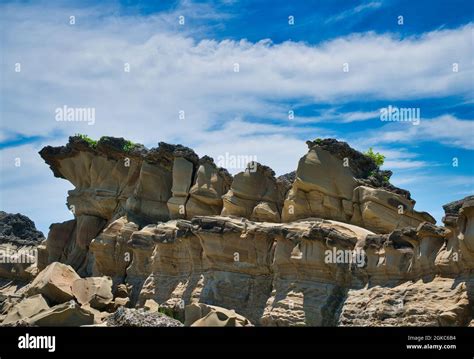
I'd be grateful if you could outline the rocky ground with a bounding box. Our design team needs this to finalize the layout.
[0,136,472,326]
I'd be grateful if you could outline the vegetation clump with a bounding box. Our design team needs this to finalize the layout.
[75,133,97,147]
[364,147,385,167]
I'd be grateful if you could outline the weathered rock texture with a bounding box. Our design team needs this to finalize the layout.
[0,211,44,281]
[38,137,232,276]
[1,136,471,327]
[281,140,435,233]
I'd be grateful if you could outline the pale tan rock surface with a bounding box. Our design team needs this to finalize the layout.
[282,140,434,233]
[338,278,470,326]
[89,216,137,285]
[222,163,283,222]
[185,303,253,327]
[2,294,49,325]
[26,300,95,326]
[27,262,80,303]
[144,299,159,312]
[72,276,113,310]
[186,157,232,218]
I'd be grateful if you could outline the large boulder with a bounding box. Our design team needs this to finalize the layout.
[72,276,113,310]
[185,303,252,327]
[26,262,80,303]
[27,300,95,326]
[2,294,49,325]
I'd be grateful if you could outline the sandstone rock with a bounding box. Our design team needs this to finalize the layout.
[352,186,435,233]
[126,220,203,306]
[282,140,435,233]
[125,158,173,226]
[72,276,113,310]
[106,296,131,312]
[442,195,474,227]
[437,196,474,274]
[80,304,110,324]
[222,162,283,222]
[338,278,471,326]
[27,262,80,303]
[42,220,76,267]
[41,217,105,277]
[69,215,106,276]
[27,300,95,326]
[458,197,474,253]
[168,156,197,219]
[166,146,233,220]
[39,136,145,220]
[185,303,252,326]
[120,142,188,224]
[89,216,137,285]
[36,136,473,327]
[2,294,49,325]
[144,299,159,312]
[114,297,131,308]
[186,156,232,218]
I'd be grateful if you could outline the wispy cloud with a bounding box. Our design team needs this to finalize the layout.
[1,2,472,145]
[325,1,383,24]
[356,115,474,150]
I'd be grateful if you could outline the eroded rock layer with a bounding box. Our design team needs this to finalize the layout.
[1,136,471,327]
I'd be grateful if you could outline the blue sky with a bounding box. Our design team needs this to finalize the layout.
[0,0,473,234]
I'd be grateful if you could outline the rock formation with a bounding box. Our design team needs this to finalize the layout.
[282,139,434,233]
[0,136,472,327]
[0,211,44,282]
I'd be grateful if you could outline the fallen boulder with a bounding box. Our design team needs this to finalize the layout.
[72,276,113,310]
[26,262,80,303]
[27,300,95,326]
[185,303,253,327]
[2,294,49,325]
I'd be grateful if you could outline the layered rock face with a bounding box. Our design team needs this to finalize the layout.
[221,163,285,222]
[1,136,471,327]
[282,140,434,233]
[105,214,470,326]
[38,137,231,276]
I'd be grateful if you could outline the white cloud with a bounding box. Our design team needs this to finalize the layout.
[325,1,382,23]
[357,115,474,150]
[0,2,472,145]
